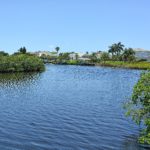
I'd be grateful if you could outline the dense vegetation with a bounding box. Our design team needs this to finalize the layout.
[125,71,150,144]
[0,49,45,73]
[93,42,150,70]
[100,42,136,62]
[40,42,150,70]
[96,61,150,70]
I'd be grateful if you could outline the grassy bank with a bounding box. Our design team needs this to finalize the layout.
[51,59,150,70]
[96,61,150,70]
[0,54,45,73]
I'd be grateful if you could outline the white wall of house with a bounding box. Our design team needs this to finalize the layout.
[33,51,59,57]
[69,53,77,60]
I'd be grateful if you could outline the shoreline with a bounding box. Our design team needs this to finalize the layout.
[46,61,150,70]
[0,61,149,73]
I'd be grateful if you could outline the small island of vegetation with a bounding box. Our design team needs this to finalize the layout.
[0,47,45,73]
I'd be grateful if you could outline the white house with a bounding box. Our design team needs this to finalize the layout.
[69,53,78,60]
[33,51,58,57]
[95,51,102,59]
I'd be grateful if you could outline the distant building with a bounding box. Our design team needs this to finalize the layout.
[95,51,102,59]
[78,52,91,61]
[49,52,58,57]
[69,53,78,60]
[68,52,91,61]
[33,51,58,57]
[134,48,150,61]
[78,53,85,58]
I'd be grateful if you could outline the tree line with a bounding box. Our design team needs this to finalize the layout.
[96,42,136,62]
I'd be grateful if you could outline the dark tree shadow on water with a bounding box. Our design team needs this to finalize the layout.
[0,73,41,88]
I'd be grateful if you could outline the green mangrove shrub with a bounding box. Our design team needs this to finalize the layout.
[125,71,150,144]
[0,54,45,73]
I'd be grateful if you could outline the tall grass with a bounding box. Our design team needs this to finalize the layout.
[97,61,150,70]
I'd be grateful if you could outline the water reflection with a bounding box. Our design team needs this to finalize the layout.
[123,135,150,150]
[0,73,41,88]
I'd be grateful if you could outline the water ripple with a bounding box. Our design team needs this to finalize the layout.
[0,65,149,150]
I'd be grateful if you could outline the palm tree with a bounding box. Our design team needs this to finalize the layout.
[122,48,135,61]
[115,42,124,56]
[108,42,124,61]
[108,44,116,56]
[108,42,124,56]
[55,47,60,53]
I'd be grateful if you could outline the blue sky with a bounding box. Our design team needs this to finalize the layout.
[0,0,150,53]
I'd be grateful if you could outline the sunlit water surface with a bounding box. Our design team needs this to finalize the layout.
[0,65,149,150]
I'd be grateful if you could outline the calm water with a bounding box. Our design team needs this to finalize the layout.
[0,65,149,150]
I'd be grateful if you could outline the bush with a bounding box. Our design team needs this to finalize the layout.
[0,54,45,73]
[137,59,147,62]
[100,52,110,61]
[0,51,9,56]
[97,61,150,70]
[124,72,150,144]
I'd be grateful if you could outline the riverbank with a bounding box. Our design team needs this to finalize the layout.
[0,54,45,73]
[95,61,150,70]
[53,60,95,66]
[49,60,150,70]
